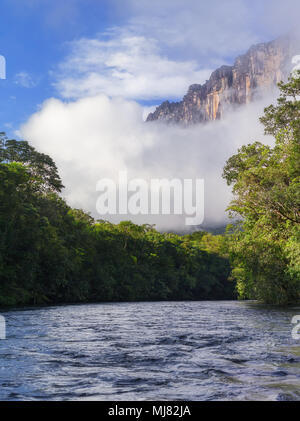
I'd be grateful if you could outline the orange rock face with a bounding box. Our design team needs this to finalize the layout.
[147,36,294,125]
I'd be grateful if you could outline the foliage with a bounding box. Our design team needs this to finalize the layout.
[223,72,300,304]
[0,132,63,193]
[0,139,235,306]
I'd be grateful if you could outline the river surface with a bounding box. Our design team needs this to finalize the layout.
[0,301,299,401]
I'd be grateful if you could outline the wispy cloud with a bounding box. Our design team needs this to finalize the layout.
[123,0,259,62]
[120,0,300,61]
[55,32,212,101]
[14,71,37,88]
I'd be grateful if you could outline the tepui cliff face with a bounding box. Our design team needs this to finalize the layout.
[146,36,295,125]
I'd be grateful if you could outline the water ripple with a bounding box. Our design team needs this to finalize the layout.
[0,301,299,401]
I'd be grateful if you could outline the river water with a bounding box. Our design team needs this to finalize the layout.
[0,301,299,401]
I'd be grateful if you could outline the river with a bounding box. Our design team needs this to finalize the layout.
[0,301,299,401]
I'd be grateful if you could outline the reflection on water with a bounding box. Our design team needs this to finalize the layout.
[0,301,299,401]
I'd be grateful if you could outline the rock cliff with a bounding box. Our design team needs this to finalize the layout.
[147,36,294,124]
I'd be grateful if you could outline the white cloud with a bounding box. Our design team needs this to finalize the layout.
[20,93,275,231]
[142,105,157,122]
[123,0,259,62]
[292,55,300,75]
[118,0,300,62]
[55,33,212,101]
[14,71,37,88]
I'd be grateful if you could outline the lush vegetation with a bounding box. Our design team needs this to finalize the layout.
[0,73,299,307]
[223,72,300,305]
[0,135,234,306]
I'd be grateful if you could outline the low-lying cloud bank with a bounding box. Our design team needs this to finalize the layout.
[20,92,276,232]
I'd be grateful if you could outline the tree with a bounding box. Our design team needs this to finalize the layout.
[223,72,300,304]
[0,132,63,193]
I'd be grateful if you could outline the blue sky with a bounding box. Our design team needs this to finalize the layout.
[0,0,299,138]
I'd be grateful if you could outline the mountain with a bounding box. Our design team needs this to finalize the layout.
[146,36,295,125]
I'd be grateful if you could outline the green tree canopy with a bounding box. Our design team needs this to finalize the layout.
[0,132,63,193]
[223,71,300,304]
